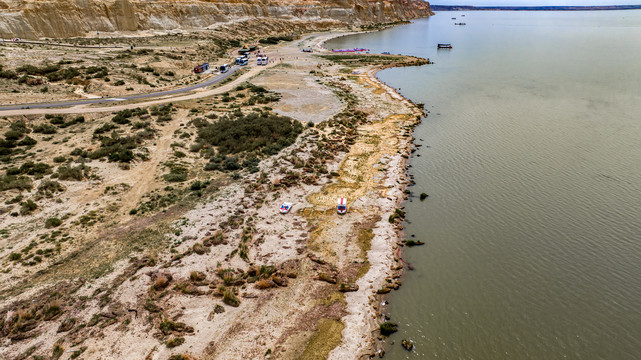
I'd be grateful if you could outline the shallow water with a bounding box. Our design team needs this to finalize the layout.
[326,11,641,359]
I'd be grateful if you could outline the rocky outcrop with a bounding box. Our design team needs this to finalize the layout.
[0,0,432,39]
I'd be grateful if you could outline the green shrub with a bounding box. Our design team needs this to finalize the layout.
[163,166,188,182]
[55,165,89,181]
[45,67,80,82]
[4,129,24,140]
[16,64,60,76]
[163,173,187,182]
[222,287,240,307]
[9,120,28,134]
[17,161,52,177]
[51,344,64,360]
[258,36,293,44]
[20,199,38,215]
[58,115,84,128]
[0,70,17,79]
[189,181,204,191]
[17,136,37,146]
[53,156,66,163]
[33,124,57,134]
[89,132,146,162]
[223,156,241,171]
[86,66,108,78]
[159,319,186,335]
[93,123,117,135]
[48,115,65,125]
[45,217,63,228]
[168,355,190,360]
[6,194,23,204]
[166,337,185,348]
[196,112,303,156]
[151,104,175,122]
[0,175,32,191]
[70,148,88,157]
[111,108,147,125]
[38,179,65,194]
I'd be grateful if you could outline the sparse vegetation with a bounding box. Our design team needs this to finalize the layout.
[166,337,185,348]
[221,286,240,307]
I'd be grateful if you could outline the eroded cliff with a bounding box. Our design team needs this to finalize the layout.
[0,0,432,39]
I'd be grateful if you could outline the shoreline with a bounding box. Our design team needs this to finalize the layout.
[316,32,426,358]
[0,28,429,360]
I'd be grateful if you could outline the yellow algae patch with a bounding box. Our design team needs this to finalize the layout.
[296,319,346,360]
[319,291,346,307]
[356,227,374,260]
[303,113,413,264]
[306,119,400,208]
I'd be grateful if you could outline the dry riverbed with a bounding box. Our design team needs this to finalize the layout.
[0,31,427,360]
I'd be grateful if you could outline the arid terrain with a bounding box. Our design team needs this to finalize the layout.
[0,5,431,359]
[0,0,432,39]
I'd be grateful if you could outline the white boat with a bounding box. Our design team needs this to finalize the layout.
[280,202,293,214]
[337,198,347,215]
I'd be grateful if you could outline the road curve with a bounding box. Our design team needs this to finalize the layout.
[0,65,241,112]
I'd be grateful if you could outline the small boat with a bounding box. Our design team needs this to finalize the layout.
[337,198,347,215]
[451,17,456,19]
[455,23,466,26]
[280,202,293,214]
[437,43,452,49]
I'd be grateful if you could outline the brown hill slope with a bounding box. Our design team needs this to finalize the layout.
[0,0,432,39]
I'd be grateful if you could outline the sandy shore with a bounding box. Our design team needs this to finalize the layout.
[0,30,426,360]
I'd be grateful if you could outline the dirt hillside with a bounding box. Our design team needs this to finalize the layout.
[0,0,432,39]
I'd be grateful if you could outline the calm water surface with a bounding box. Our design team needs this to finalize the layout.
[327,11,641,360]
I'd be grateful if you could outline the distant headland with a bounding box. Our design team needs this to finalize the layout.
[431,4,641,11]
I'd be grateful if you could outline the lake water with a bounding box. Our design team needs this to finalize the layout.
[326,10,641,360]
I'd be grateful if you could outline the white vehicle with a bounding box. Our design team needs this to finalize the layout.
[220,64,230,73]
[280,202,293,214]
[337,198,347,215]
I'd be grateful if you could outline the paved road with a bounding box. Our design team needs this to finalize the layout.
[0,65,241,112]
